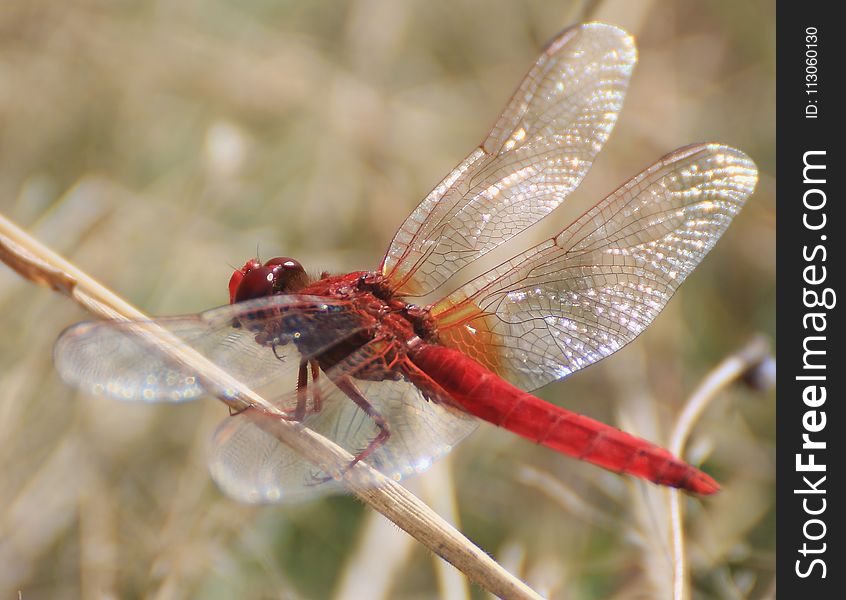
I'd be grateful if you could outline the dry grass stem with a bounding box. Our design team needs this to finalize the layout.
[333,510,414,600]
[668,336,772,600]
[0,212,542,600]
[420,457,472,600]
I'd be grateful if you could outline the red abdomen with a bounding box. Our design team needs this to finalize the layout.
[410,344,718,495]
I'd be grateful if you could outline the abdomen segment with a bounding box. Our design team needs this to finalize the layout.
[410,343,718,495]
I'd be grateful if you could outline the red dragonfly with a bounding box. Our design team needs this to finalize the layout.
[55,23,757,503]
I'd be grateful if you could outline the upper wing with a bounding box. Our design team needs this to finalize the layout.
[380,22,637,297]
[431,144,758,392]
[54,296,374,405]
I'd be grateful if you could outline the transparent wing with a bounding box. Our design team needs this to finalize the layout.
[209,349,478,503]
[380,22,637,296]
[57,296,478,502]
[432,144,758,391]
[54,296,374,405]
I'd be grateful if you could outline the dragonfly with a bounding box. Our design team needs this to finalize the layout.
[55,23,757,503]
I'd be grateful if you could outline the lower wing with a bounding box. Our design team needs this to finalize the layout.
[209,346,478,503]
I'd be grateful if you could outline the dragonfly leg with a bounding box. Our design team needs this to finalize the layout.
[293,360,310,420]
[293,359,324,420]
[228,360,318,421]
[309,360,322,412]
[333,376,390,467]
[306,376,390,487]
[228,404,250,417]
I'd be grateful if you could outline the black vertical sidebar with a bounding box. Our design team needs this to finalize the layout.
[777,2,843,596]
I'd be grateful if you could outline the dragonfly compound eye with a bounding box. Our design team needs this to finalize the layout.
[230,264,275,303]
[228,258,262,303]
[263,257,310,294]
[229,257,310,303]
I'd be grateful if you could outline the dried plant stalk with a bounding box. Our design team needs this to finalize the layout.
[668,336,771,600]
[0,212,542,600]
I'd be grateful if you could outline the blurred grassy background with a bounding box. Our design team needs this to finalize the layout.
[1,0,774,598]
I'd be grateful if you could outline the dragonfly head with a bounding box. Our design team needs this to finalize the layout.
[229,257,310,304]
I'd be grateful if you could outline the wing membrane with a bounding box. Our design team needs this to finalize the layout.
[209,348,477,503]
[380,22,637,296]
[54,296,373,405]
[56,296,477,502]
[432,144,758,391]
